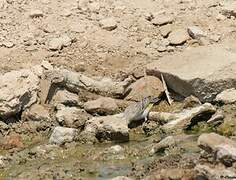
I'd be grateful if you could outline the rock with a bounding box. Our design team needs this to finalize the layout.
[99,18,117,31]
[49,126,78,145]
[159,24,172,37]
[125,76,164,102]
[0,69,39,118]
[207,110,224,125]
[84,113,129,142]
[163,103,216,130]
[150,136,176,154]
[60,69,132,98]
[183,95,201,108]
[108,145,124,154]
[215,88,236,104]
[195,164,236,180]
[2,41,14,48]
[221,2,236,18]
[168,29,189,45]
[56,105,90,129]
[22,104,50,122]
[29,9,44,18]
[53,90,79,106]
[48,35,72,50]
[187,26,206,39]
[84,97,118,115]
[41,60,53,71]
[110,176,133,180]
[152,14,174,26]
[3,133,24,149]
[198,133,236,166]
[146,45,236,102]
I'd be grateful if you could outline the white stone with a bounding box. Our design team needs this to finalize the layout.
[49,126,78,145]
[215,88,236,104]
[99,18,117,31]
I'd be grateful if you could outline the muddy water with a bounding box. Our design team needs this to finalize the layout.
[1,103,236,179]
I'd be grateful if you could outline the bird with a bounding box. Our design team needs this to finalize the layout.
[123,96,161,127]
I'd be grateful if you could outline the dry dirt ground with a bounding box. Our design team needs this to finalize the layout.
[0,0,236,77]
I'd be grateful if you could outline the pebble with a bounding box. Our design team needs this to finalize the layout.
[168,29,189,45]
[29,9,44,18]
[187,26,206,39]
[152,15,174,26]
[99,18,117,31]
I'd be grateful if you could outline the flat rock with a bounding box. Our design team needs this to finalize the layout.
[146,45,236,102]
[0,69,39,118]
[84,97,118,115]
[162,103,216,130]
[152,15,174,26]
[215,88,236,104]
[56,105,90,129]
[49,126,78,145]
[125,76,164,101]
[84,113,129,142]
[168,29,189,45]
[99,18,117,31]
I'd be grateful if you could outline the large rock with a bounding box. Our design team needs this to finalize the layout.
[146,45,236,102]
[0,69,39,118]
[56,105,91,129]
[83,114,129,142]
[125,76,164,101]
[215,88,236,104]
[49,126,78,145]
[198,133,236,166]
[84,97,118,115]
[168,29,189,45]
[52,90,79,106]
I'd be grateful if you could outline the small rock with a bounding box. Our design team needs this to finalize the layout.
[84,113,129,142]
[2,41,14,48]
[187,26,206,39]
[152,15,174,26]
[49,126,78,145]
[150,136,176,154]
[21,104,50,122]
[183,95,201,108]
[125,76,164,102]
[41,60,53,70]
[56,105,90,129]
[168,29,189,45]
[216,13,226,21]
[53,90,79,106]
[84,97,118,115]
[207,110,224,125]
[99,18,117,31]
[209,34,221,42]
[159,24,172,37]
[29,9,44,18]
[48,35,72,51]
[3,133,24,149]
[215,88,236,104]
[108,145,124,154]
[110,176,133,180]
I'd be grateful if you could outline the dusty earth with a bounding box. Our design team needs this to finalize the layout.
[0,0,236,179]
